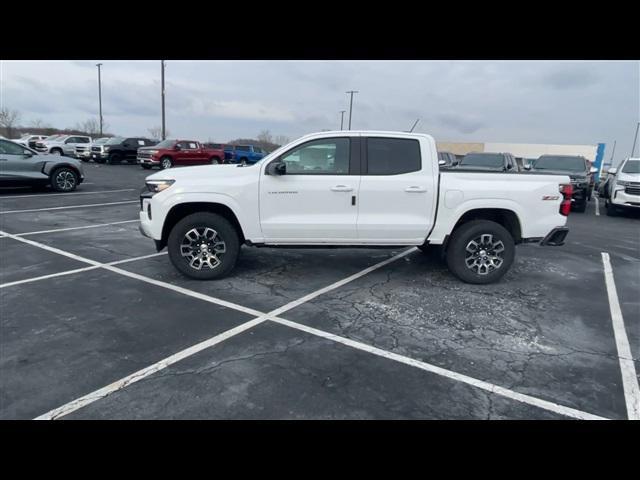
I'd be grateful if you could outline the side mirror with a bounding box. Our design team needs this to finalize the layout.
[608,167,617,175]
[23,149,33,157]
[438,159,446,166]
[174,145,181,151]
[266,161,286,175]
[524,164,532,170]
[589,166,598,174]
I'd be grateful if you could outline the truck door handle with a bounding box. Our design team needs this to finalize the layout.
[331,185,353,192]
[405,186,427,193]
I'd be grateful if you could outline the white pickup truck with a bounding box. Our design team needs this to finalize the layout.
[139,131,572,284]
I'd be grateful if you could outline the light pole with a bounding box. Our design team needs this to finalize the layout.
[161,60,166,140]
[96,63,103,136]
[340,110,346,130]
[346,90,358,130]
[631,121,640,157]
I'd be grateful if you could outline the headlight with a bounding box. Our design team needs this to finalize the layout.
[615,180,628,187]
[146,179,175,193]
[147,150,159,155]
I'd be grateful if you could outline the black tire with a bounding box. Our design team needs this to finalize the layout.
[108,152,121,164]
[210,156,221,165]
[573,200,587,213]
[605,201,617,217]
[160,156,173,169]
[167,212,240,280]
[141,164,151,170]
[445,220,515,284]
[50,167,79,192]
[50,148,63,156]
[80,157,90,163]
[94,157,105,164]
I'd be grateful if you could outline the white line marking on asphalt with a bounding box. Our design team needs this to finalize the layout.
[0,252,168,289]
[595,197,600,216]
[6,229,610,421]
[0,200,138,214]
[33,248,417,420]
[16,220,139,237]
[0,188,135,199]
[268,317,608,420]
[34,317,268,420]
[601,252,640,420]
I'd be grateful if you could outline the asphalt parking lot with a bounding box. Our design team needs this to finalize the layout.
[1,163,638,420]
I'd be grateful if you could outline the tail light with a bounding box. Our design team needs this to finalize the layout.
[559,184,573,216]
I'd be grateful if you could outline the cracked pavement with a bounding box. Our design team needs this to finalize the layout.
[1,163,638,419]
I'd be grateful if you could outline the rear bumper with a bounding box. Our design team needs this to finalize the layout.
[540,227,569,246]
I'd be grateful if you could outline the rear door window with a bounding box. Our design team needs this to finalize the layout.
[365,137,421,175]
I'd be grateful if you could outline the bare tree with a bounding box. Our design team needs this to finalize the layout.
[148,126,169,139]
[0,107,22,138]
[257,130,273,144]
[274,135,290,146]
[29,118,51,129]
[73,118,108,136]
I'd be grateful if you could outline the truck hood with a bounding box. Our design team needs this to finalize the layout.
[145,164,253,182]
[617,172,640,183]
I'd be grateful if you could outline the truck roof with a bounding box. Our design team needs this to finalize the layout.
[297,130,436,143]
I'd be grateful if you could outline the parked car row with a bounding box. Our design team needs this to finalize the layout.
[438,151,597,213]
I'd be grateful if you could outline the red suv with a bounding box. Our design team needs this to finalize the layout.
[137,139,225,170]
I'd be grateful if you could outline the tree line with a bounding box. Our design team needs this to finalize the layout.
[1,108,291,152]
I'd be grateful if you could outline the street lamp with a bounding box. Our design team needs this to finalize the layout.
[96,63,103,136]
[346,90,358,130]
[340,110,346,130]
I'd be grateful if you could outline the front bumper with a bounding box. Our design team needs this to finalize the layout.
[611,189,640,208]
[138,157,160,165]
[540,227,569,246]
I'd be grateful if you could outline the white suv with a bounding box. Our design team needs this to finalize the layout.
[36,135,92,156]
[603,157,640,216]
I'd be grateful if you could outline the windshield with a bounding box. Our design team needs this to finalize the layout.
[45,135,61,141]
[621,159,640,174]
[153,139,176,149]
[460,153,504,168]
[106,137,124,145]
[532,156,586,172]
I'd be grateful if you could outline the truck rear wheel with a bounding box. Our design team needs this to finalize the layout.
[445,220,514,284]
[167,212,240,280]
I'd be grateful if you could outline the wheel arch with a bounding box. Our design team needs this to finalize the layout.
[159,202,246,250]
[443,208,522,251]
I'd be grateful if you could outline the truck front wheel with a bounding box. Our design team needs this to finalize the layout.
[445,220,515,284]
[167,212,240,280]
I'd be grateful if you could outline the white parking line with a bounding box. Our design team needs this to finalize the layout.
[0,188,135,199]
[601,252,640,420]
[16,220,139,237]
[34,248,415,420]
[0,252,168,289]
[5,229,612,420]
[268,317,606,420]
[595,197,600,216]
[0,200,138,214]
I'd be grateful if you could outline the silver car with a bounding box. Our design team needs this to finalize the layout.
[0,138,85,192]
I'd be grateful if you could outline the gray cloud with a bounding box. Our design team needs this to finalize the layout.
[1,60,637,165]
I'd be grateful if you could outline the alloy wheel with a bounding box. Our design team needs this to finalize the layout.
[180,227,226,270]
[464,234,505,275]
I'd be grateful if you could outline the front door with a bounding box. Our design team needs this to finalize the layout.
[259,136,359,242]
[0,140,43,185]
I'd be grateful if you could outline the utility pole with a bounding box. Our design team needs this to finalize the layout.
[161,60,166,140]
[346,90,358,130]
[408,118,420,133]
[631,121,640,158]
[96,63,103,136]
[608,140,616,165]
[339,110,346,130]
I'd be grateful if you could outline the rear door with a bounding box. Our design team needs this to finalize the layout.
[259,136,360,242]
[357,135,436,243]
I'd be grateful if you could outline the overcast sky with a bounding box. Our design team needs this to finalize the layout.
[1,60,638,165]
